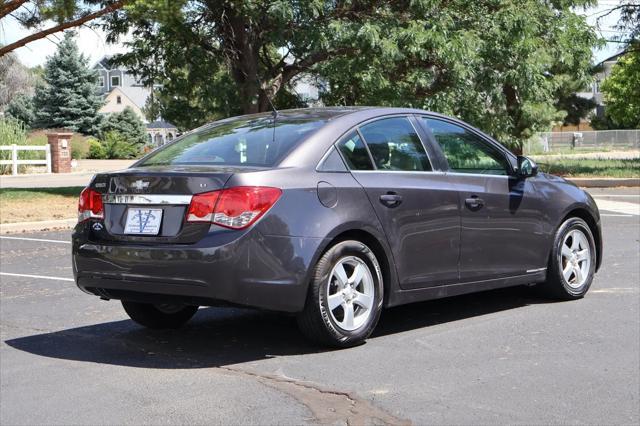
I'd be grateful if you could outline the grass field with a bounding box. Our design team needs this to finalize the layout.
[533,158,640,178]
[0,187,83,223]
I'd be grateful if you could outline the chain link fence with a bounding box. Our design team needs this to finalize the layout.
[527,130,640,154]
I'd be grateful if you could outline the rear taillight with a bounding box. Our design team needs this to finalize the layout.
[186,186,282,229]
[78,187,104,222]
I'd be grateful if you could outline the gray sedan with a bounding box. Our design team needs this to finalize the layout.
[72,107,602,347]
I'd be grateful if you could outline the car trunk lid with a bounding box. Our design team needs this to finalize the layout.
[87,166,259,244]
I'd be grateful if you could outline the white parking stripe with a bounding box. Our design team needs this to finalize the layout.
[595,199,640,216]
[0,272,74,282]
[0,236,71,244]
[592,194,640,198]
[601,214,634,217]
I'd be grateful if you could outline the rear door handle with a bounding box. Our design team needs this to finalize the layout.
[380,192,403,208]
[465,196,484,210]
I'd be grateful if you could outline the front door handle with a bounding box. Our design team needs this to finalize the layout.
[465,196,485,210]
[380,192,403,208]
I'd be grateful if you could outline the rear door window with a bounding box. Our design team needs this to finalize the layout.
[359,117,432,171]
[138,117,325,167]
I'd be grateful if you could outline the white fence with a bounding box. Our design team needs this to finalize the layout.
[0,144,52,175]
[530,130,640,153]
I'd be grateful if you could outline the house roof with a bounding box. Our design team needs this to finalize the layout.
[598,50,627,66]
[147,120,177,129]
[94,55,116,70]
[111,86,151,109]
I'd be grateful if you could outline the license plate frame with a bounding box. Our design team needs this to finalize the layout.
[124,208,163,235]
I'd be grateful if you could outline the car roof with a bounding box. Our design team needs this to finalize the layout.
[205,106,437,124]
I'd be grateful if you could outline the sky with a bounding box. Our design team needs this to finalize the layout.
[0,1,630,69]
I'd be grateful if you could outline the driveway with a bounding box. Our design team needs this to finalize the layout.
[0,189,638,424]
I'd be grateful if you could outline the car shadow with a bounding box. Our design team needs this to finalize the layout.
[5,286,553,369]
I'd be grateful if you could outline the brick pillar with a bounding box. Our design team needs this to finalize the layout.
[47,131,73,173]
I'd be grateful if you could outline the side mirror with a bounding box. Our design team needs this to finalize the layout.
[517,155,538,178]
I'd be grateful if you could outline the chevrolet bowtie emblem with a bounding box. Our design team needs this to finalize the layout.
[131,180,150,191]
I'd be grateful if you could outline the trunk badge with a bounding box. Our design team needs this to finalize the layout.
[132,180,150,191]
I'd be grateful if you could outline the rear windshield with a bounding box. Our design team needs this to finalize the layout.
[138,116,325,167]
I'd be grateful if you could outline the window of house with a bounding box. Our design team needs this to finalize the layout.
[422,118,510,175]
[111,76,120,87]
[98,76,105,87]
[116,96,122,104]
[359,117,432,171]
[336,132,374,170]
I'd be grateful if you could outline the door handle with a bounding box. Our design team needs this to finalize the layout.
[465,196,484,210]
[380,192,403,208]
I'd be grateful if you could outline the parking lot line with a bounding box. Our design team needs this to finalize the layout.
[0,272,74,282]
[592,194,640,198]
[0,236,71,244]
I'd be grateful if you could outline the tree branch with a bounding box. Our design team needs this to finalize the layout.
[0,0,127,57]
[0,0,27,20]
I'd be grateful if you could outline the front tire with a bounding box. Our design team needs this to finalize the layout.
[540,217,596,300]
[297,240,383,348]
[122,301,198,329]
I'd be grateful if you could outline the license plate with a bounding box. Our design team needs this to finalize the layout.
[124,208,163,235]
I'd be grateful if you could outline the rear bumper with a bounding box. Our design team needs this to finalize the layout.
[73,226,326,313]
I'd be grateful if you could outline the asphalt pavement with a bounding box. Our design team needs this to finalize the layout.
[1,188,638,425]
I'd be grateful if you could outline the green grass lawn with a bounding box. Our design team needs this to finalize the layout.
[0,187,83,223]
[534,158,640,178]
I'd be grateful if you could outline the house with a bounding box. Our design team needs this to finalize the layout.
[93,56,151,121]
[93,56,173,145]
[553,51,626,132]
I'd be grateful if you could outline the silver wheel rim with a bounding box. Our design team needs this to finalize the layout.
[560,229,591,289]
[326,256,375,332]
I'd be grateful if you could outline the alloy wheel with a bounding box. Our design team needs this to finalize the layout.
[326,256,375,331]
[560,229,591,289]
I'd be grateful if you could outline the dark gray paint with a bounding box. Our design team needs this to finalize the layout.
[73,107,602,313]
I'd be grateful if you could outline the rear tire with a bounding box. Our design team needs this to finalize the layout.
[122,301,198,329]
[297,240,383,348]
[539,217,596,300]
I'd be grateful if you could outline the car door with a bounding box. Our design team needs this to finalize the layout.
[337,116,461,289]
[419,117,548,282]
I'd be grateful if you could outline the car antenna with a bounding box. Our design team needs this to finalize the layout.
[256,76,278,145]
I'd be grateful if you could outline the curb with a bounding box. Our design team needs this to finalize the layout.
[0,218,76,234]
[567,178,640,188]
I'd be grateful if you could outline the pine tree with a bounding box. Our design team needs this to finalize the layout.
[33,32,103,134]
[99,106,148,150]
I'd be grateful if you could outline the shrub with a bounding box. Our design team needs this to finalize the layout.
[0,118,34,174]
[87,138,107,159]
[88,132,139,159]
[99,107,147,154]
[70,137,89,159]
[102,131,139,159]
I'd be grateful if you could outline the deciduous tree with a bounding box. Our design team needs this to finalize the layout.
[106,0,599,150]
[599,52,640,129]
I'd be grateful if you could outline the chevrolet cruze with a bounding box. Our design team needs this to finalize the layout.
[72,107,602,347]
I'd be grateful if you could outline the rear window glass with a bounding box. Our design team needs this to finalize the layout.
[337,132,374,170]
[138,116,325,167]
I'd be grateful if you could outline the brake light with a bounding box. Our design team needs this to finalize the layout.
[186,186,282,229]
[78,187,104,222]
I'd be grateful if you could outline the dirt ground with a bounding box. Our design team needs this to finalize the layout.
[0,195,76,224]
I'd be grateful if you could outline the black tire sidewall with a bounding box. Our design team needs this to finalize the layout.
[122,301,198,329]
[315,240,383,346]
[550,218,596,298]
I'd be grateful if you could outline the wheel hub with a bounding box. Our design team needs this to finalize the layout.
[326,256,375,331]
